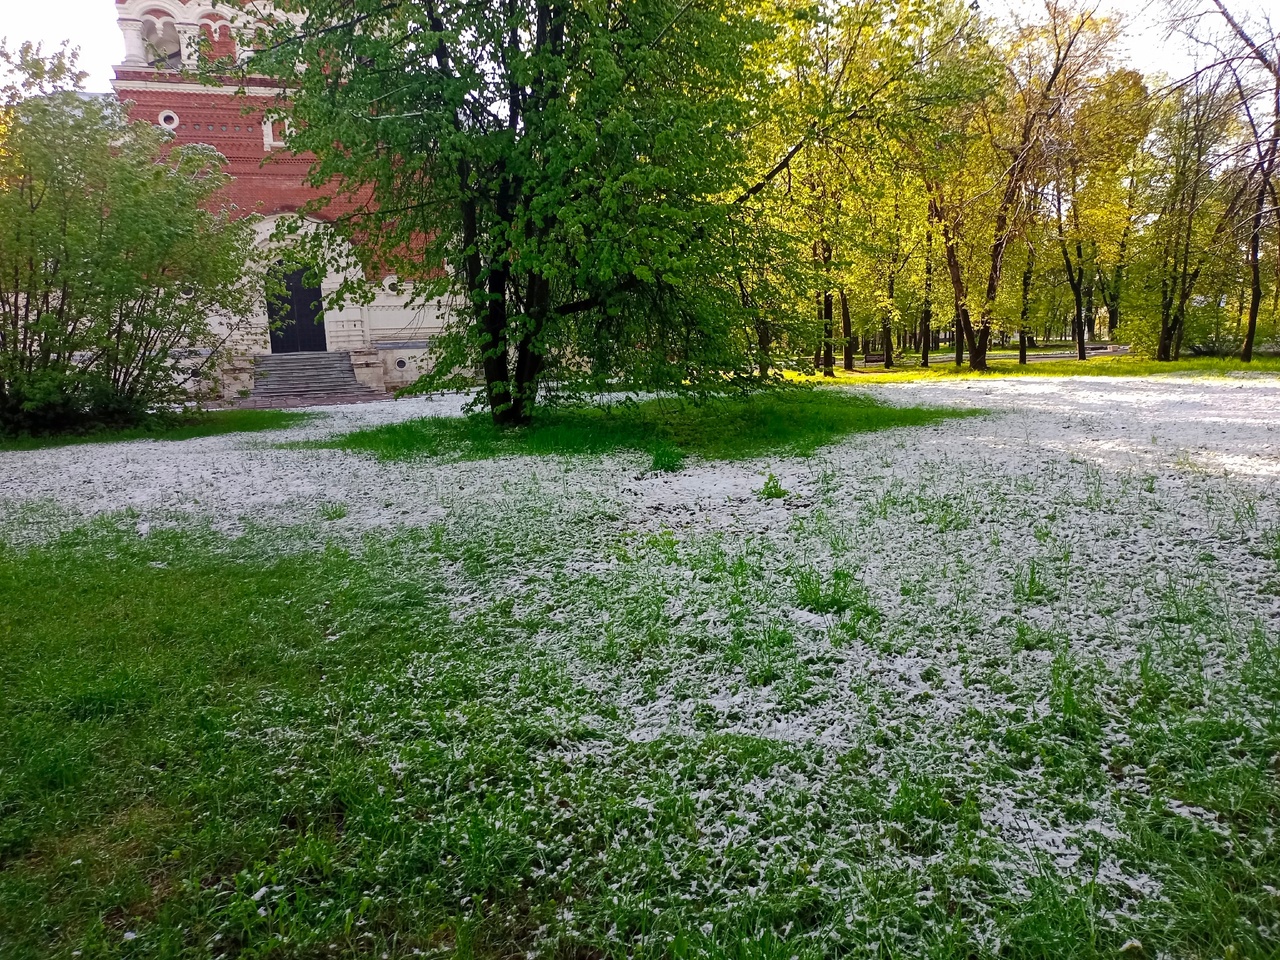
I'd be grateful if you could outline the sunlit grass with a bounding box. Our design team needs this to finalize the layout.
[791,353,1280,384]
[2,505,1276,958]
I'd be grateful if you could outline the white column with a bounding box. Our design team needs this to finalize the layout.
[176,23,201,68]
[118,19,146,65]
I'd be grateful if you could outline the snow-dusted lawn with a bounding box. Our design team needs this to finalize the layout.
[3,376,1277,537]
[2,376,1278,958]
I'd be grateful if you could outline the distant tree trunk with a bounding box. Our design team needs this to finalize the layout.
[920,224,933,368]
[823,291,835,377]
[955,308,964,366]
[1061,240,1088,361]
[1099,188,1133,339]
[841,290,853,371]
[1241,176,1267,362]
[1100,261,1123,338]
[882,271,895,369]
[814,292,823,369]
[1084,273,1096,344]
[1019,243,1035,365]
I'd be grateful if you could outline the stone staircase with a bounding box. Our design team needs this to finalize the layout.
[243,351,385,408]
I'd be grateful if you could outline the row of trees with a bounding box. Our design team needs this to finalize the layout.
[5,1,1275,430]
[253,0,1278,422]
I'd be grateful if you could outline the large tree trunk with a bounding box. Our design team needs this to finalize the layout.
[461,186,517,425]
[966,316,990,371]
[506,272,551,425]
[481,266,517,424]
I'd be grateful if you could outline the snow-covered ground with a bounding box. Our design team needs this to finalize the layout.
[1,376,1276,539]
[4,375,1278,954]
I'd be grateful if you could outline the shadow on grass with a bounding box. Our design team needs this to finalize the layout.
[0,409,314,453]
[307,389,980,468]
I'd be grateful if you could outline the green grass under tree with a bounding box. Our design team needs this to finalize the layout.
[308,390,977,470]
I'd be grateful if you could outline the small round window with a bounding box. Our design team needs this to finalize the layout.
[395,358,408,370]
[158,110,179,130]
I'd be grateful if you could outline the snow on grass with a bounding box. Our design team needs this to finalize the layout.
[2,375,1279,956]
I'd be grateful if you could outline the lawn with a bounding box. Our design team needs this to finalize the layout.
[1,382,1278,959]
[0,409,312,452]
[302,390,977,470]
[793,353,1280,384]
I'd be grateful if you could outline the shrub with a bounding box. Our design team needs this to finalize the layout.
[0,44,261,435]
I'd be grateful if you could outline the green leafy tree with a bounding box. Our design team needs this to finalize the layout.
[1048,67,1151,356]
[740,0,993,373]
[918,0,1114,370]
[1132,72,1243,359]
[1174,0,1280,360]
[0,44,260,434]
[251,0,788,425]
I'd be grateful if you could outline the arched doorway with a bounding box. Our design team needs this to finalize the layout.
[267,265,327,353]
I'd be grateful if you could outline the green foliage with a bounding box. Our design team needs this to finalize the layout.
[307,390,973,464]
[649,441,685,474]
[250,0,788,423]
[0,409,311,452]
[0,44,261,435]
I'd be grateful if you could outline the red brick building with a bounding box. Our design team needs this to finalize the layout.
[110,0,442,397]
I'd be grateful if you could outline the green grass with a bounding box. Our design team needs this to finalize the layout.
[307,390,976,465]
[793,353,1280,384]
[3,389,1279,958]
[0,409,313,452]
[1,510,1277,959]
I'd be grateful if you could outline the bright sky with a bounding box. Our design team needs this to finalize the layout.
[981,0,1196,78]
[2,0,123,93]
[0,0,1268,95]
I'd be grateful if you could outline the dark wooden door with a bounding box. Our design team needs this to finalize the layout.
[267,267,326,353]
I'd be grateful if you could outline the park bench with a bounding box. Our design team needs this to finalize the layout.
[863,353,886,366]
